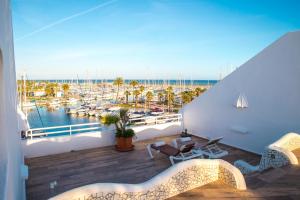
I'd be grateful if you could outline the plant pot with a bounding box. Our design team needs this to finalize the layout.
[115,136,134,152]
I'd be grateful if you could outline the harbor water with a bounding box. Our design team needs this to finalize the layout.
[27,106,99,129]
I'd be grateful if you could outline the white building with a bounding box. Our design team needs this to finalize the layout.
[34,90,46,97]
[183,31,300,154]
[0,0,26,199]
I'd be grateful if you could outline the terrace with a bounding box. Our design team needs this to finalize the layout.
[25,134,286,200]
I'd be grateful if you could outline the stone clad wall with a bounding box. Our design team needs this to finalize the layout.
[218,166,238,188]
[267,132,300,166]
[235,132,300,175]
[51,159,246,200]
[258,147,291,171]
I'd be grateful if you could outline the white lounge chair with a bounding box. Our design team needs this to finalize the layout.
[173,137,228,159]
[234,160,260,174]
[147,141,203,165]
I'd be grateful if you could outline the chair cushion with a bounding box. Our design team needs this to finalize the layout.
[179,137,192,142]
[179,143,195,153]
[154,141,165,147]
[177,140,195,149]
[151,144,180,156]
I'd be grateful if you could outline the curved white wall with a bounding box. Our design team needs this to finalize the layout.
[0,0,25,199]
[268,132,300,165]
[183,31,300,154]
[235,132,300,174]
[22,122,182,158]
[50,159,246,200]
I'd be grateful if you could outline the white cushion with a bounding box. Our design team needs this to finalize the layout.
[154,141,165,147]
[179,137,192,142]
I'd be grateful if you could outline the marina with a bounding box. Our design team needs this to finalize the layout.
[21,79,217,130]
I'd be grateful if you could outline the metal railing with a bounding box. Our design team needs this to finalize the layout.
[26,122,101,139]
[129,113,182,126]
[25,114,182,139]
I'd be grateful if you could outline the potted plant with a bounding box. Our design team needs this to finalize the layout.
[101,108,135,151]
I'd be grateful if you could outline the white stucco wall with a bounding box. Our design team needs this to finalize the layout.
[22,122,182,158]
[0,0,25,199]
[183,31,300,154]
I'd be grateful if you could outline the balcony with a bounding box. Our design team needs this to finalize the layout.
[25,135,262,199]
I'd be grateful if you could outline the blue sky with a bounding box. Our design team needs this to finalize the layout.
[12,0,300,80]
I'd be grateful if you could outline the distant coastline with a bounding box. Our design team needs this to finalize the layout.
[24,79,218,86]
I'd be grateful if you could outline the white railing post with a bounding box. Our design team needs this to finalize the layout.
[70,125,72,135]
[30,130,33,140]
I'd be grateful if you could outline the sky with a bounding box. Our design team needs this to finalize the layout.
[12,0,300,80]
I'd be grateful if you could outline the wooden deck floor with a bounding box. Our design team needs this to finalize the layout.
[25,135,299,200]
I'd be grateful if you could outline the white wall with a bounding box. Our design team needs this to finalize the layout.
[183,31,300,154]
[22,122,182,158]
[0,0,25,199]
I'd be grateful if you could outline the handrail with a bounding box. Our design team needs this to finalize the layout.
[29,122,100,131]
[25,114,182,140]
[129,113,182,125]
[26,122,101,139]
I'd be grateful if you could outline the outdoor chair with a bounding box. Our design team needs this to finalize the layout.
[146,141,203,165]
[173,136,229,159]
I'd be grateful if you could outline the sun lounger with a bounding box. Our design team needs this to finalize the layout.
[173,136,228,159]
[147,141,203,165]
[199,137,229,158]
[172,137,194,149]
[234,160,260,174]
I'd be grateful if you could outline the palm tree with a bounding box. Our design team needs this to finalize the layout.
[124,90,131,104]
[133,89,141,109]
[139,85,145,105]
[62,83,70,98]
[194,87,201,97]
[113,77,124,103]
[129,80,139,102]
[53,83,59,97]
[181,91,193,104]
[194,87,207,97]
[45,83,57,97]
[26,80,34,96]
[158,92,164,104]
[166,86,174,112]
[146,91,153,109]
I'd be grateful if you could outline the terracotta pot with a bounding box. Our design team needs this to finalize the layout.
[115,136,134,152]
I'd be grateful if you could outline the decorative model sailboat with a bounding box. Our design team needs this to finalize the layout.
[236,93,248,109]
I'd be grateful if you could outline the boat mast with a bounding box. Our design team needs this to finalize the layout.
[23,72,27,106]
